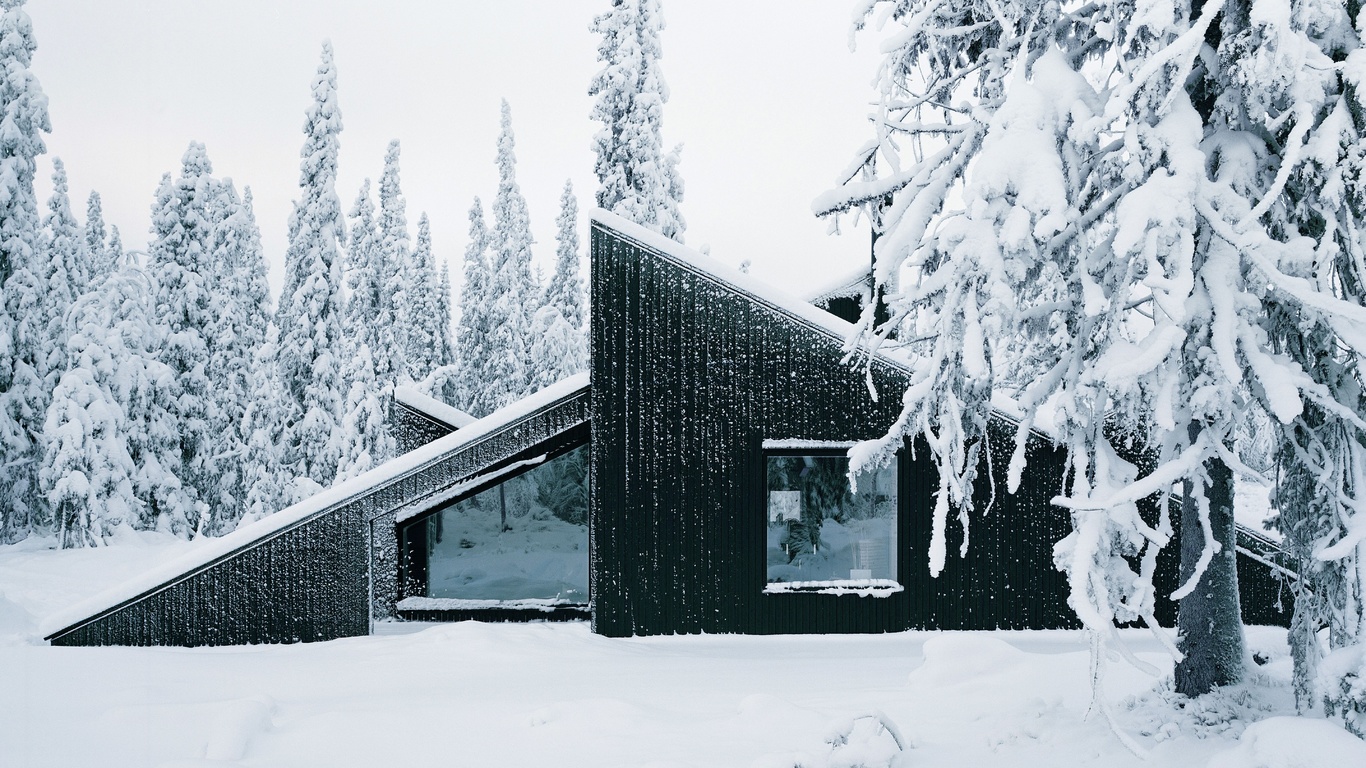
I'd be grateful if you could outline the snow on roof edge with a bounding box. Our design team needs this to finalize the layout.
[588,210,1058,442]
[40,372,590,639]
[393,385,477,429]
[805,265,872,304]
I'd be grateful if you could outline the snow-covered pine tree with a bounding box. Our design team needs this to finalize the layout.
[147,143,219,537]
[485,100,539,409]
[344,179,383,368]
[397,212,443,381]
[0,0,51,542]
[336,341,393,482]
[41,277,145,547]
[238,327,289,527]
[337,178,393,483]
[816,1,1366,717]
[437,257,454,369]
[274,41,347,500]
[106,225,123,269]
[201,182,271,533]
[83,190,113,285]
[42,158,84,321]
[527,305,582,391]
[455,197,492,414]
[1220,0,1366,727]
[376,139,411,384]
[545,179,587,333]
[589,0,685,242]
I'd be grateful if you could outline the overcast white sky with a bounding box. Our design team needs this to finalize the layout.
[29,0,882,300]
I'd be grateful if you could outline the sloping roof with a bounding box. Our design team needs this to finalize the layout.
[41,373,589,640]
[805,264,872,305]
[393,386,477,429]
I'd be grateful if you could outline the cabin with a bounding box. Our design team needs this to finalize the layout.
[41,210,1296,646]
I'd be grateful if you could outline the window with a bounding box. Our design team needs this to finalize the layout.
[418,444,589,604]
[763,444,900,595]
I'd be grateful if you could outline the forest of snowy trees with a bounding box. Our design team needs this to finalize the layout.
[0,3,589,548]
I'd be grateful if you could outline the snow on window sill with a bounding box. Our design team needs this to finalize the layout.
[763,579,904,597]
[396,597,586,613]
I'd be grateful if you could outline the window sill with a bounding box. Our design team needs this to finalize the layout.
[763,579,904,597]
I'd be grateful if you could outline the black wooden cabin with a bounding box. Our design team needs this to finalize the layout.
[41,210,1295,647]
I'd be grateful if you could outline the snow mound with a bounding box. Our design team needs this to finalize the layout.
[910,634,1030,688]
[1205,717,1366,767]
[0,593,36,645]
[205,696,274,761]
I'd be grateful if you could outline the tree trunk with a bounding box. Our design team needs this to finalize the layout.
[1175,424,1246,696]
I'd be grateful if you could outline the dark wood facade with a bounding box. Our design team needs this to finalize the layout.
[590,220,1091,636]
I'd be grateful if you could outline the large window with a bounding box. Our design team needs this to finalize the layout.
[764,447,899,594]
[419,444,589,604]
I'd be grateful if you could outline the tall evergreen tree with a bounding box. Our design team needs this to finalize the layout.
[455,197,492,414]
[344,179,383,366]
[437,258,454,369]
[545,179,586,331]
[201,182,270,533]
[815,0,1366,719]
[0,0,50,542]
[376,139,410,384]
[274,41,347,499]
[589,0,685,242]
[83,190,116,287]
[398,212,443,380]
[42,260,189,541]
[147,143,218,536]
[484,100,539,410]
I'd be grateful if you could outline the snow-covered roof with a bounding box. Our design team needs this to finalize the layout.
[393,385,477,429]
[805,265,872,305]
[41,373,590,640]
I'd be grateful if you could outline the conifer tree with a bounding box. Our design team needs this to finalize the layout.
[106,225,123,270]
[336,342,392,481]
[589,0,685,241]
[202,182,270,532]
[398,212,443,380]
[344,179,383,366]
[376,139,410,384]
[147,143,218,536]
[83,190,116,287]
[455,197,492,414]
[275,41,347,500]
[545,179,586,332]
[485,100,538,409]
[437,258,454,369]
[0,0,51,541]
[816,0,1366,718]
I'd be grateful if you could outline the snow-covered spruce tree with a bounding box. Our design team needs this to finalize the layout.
[527,305,583,391]
[42,158,85,331]
[41,278,145,547]
[147,143,219,537]
[106,225,123,270]
[83,190,114,286]
[0,0,50,542]
[238,327,289,527]
[588,0,685,242]
[376,139,411,384]
[545,179,588,333]
[397,212,443,381]
[818,0,1366,716]
[274,41,347,500]
[1222,0,1366,726]
[344,179,383,368]
[336,341,393,482]
[437,257,454,369]
[485,100,539,409]
[201,182,271,533]
[454,197,492,414]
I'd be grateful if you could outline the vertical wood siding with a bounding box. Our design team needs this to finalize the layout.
[590,223,1083,637]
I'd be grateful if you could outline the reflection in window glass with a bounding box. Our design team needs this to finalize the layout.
[425,444,589,602]
[765,453,897,585]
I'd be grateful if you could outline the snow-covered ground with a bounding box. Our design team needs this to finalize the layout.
[4,533,1364,768]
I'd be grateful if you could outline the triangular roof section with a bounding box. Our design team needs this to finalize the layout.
[393,385,478,430]
[805,264,872,305]
[42,373,589,644]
